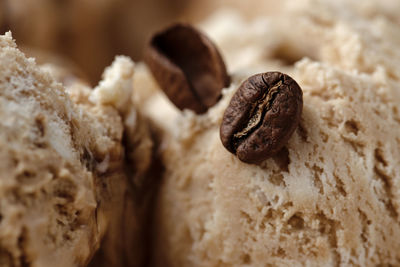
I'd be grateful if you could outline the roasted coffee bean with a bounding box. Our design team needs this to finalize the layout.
[144,23,230,114]
[220,72,303,164]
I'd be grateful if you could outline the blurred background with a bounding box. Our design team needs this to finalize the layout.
[0,0,277,85]
[1,0,400,86]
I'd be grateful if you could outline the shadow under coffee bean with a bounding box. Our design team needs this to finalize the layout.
[220,72,303,164]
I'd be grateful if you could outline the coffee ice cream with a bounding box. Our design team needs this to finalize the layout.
[136,0,400,265]
[0,32,153,267]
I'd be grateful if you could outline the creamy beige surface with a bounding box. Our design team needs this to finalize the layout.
[135,0,400,266]
[0,32,152,267]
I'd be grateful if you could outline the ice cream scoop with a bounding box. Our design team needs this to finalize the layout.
[136,1,400,265]
[0,32,154,267]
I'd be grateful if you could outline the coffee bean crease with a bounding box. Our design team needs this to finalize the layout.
[233,79,282,147]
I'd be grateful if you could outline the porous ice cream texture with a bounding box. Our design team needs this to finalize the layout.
[134,0,400,266]
[0,32,152,267]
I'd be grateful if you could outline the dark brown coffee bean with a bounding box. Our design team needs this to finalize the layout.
[144,23,230,114]
[220,72,303,164]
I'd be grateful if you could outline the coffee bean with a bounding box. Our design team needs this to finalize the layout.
[220,72,303,164]
[144,23,230,114]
